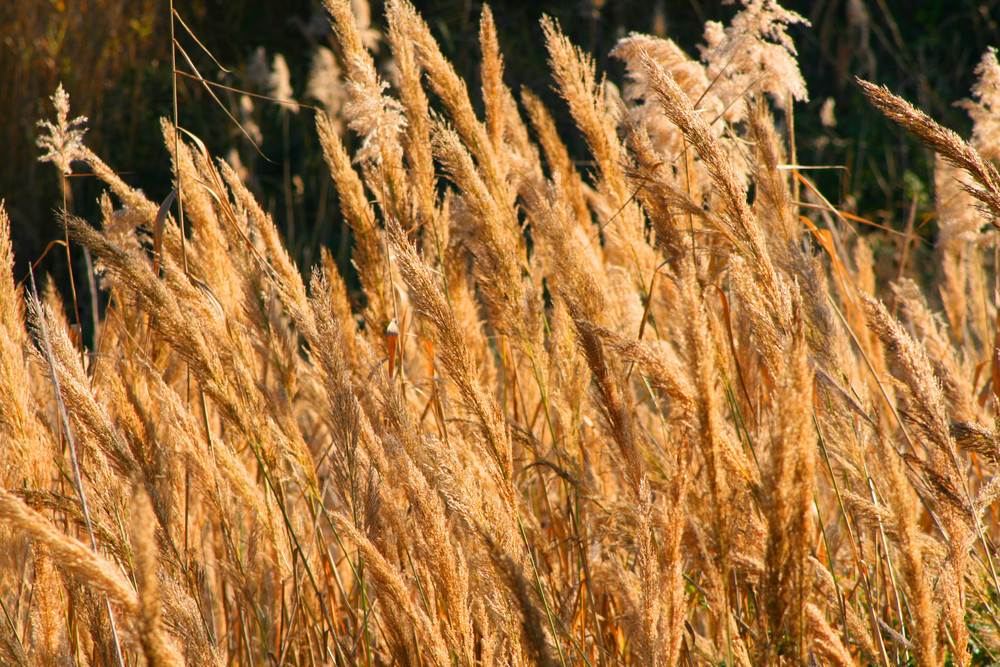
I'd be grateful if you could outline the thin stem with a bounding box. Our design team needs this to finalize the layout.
[170,0,188,275]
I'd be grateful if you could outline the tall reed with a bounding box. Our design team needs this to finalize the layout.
[3,1,1000,665]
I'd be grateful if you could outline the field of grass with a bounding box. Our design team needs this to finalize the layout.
[3,0,1000,665]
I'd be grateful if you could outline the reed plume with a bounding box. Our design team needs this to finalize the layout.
[4,2,1000,665]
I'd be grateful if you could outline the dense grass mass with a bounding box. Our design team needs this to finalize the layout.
[5,1,1000,665]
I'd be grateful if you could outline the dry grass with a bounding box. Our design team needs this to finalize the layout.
[4,1,1000,665]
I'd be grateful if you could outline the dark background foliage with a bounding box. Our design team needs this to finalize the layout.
[2,0,998,330]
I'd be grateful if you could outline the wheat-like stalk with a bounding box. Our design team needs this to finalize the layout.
[4,2,1000,666]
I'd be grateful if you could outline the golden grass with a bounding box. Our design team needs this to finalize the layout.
[4,1,1000,665]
